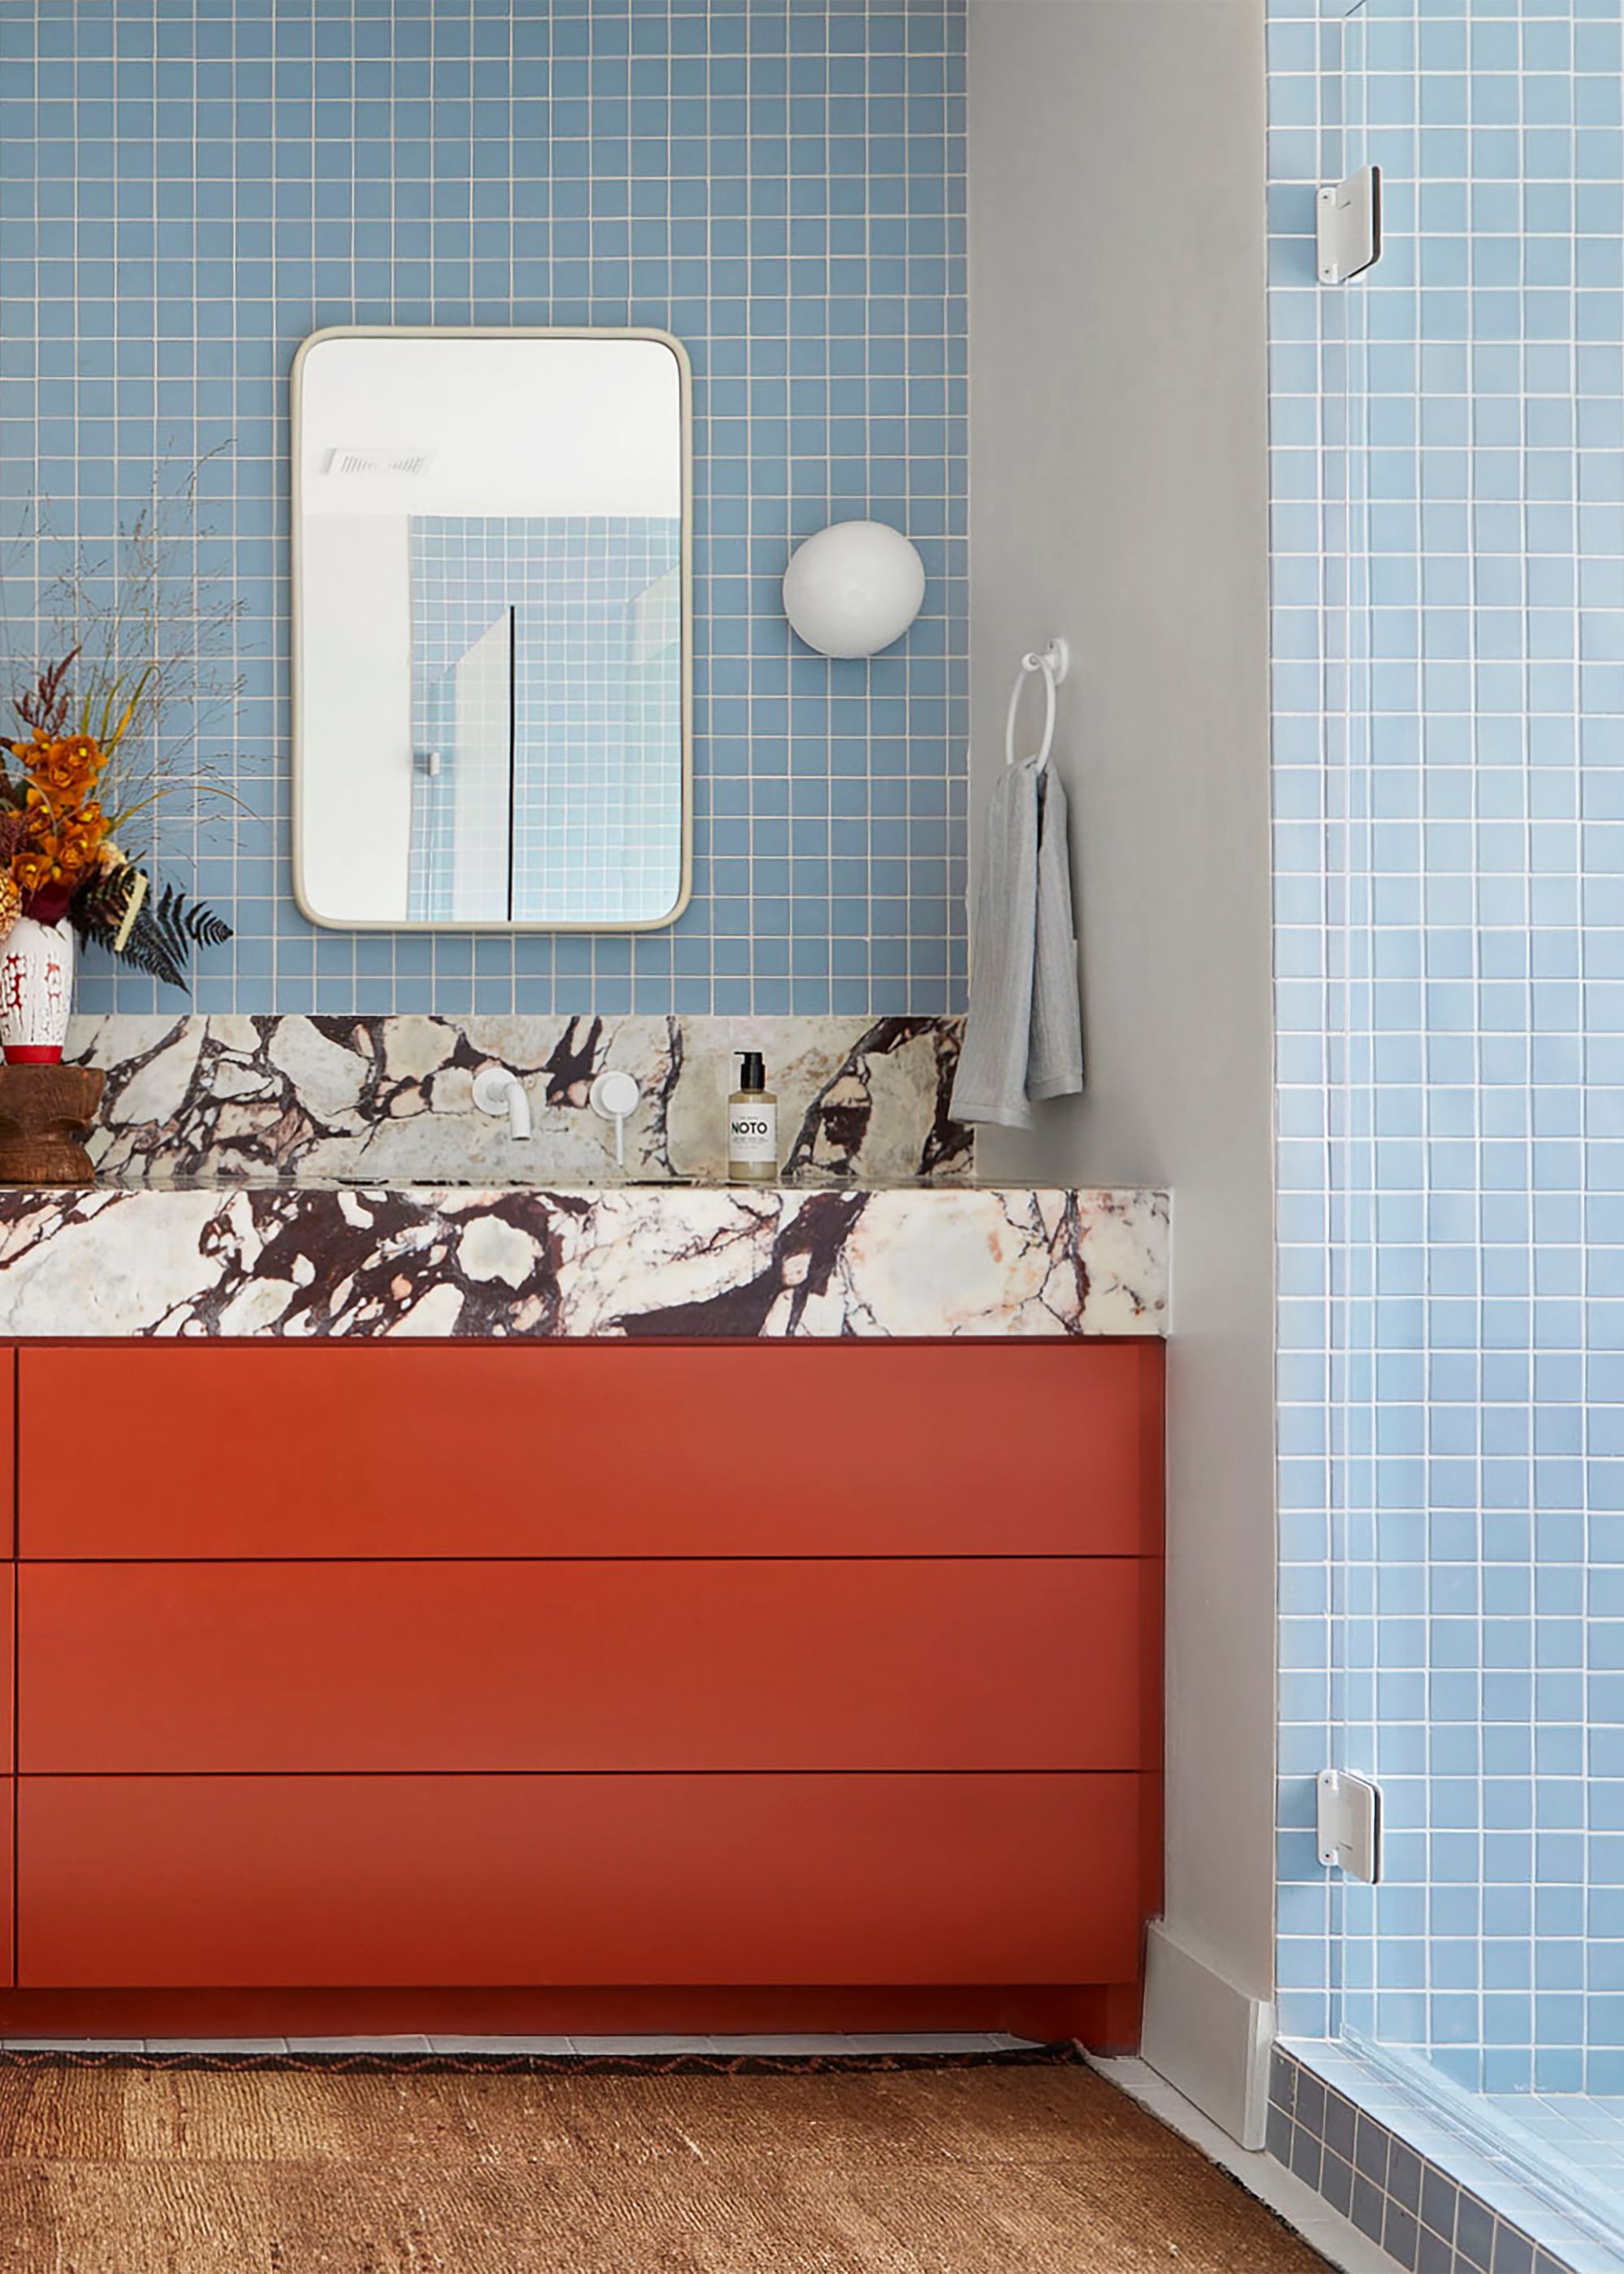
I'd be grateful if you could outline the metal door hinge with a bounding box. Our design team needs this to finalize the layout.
[1317,164,1381,284]
[1316,1768,1382,1883]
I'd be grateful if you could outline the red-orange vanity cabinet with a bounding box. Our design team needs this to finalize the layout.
[0,1354,13,1991]
[0,1338,1163,2043]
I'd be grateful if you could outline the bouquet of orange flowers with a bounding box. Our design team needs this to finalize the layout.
[0,648,231,988]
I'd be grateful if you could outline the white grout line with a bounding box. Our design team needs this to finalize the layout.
[1089,2055,1402,2274]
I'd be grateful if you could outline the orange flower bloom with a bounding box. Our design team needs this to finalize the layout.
[27,734,105,803]
[5,719,112,919]
[13,814,105,897]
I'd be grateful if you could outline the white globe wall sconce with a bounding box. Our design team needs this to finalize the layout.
[781,520,926,659]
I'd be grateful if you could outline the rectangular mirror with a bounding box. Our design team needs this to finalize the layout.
[292,326,691,931]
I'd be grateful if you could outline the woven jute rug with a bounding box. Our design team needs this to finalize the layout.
[0,2049,1329,2272]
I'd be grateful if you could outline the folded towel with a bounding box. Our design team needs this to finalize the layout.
[1028,765,1085,1102]
[949,757,1084,1130]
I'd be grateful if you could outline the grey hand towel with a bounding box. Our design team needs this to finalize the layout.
[1028,764,1085,1102]
[949,757,1084,1130]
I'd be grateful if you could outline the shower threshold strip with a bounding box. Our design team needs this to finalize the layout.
[1281,2036,1624,2274]
[1348,2034,1624,2263]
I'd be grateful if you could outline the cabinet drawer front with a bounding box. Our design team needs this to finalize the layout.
[17,1773,1145,1988]
[0,1568,13,1775]
[21,1559,1155,1774]
[0,1788,10,1989]
[19,1342,1162,1559]
[0,1350,13,1556]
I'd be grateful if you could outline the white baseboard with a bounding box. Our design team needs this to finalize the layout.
[1139,1921,1275,2149]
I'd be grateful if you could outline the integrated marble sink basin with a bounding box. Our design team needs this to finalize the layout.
[84,1172,704,1192]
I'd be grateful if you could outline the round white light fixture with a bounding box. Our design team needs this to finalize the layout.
[782,520,926,659]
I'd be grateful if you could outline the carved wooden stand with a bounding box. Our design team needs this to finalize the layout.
[0,1065,104,1185]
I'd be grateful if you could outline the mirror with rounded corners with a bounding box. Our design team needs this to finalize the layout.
[292,326,691,932]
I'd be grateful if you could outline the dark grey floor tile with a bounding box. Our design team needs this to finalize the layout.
[1266,2101,1293,2164]
[1352,2174,1387,2244]
[1320,2148,1354,2220]
[1454,2194,1496,2274]
[1289,2121,1324,2189]
[1489,2225,1535,2274]
[1421,2167,1459,2242]
[1324,2089,1357,2162]
[1384,2203,1420,2271]
[1355,2109,1393,2186]
[1417,2226,1455,2274]
[1389,2139,1423,2216]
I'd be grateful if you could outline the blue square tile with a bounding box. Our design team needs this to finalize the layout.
[0,0,969,1016]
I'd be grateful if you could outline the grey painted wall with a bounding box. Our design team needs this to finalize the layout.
[966,0,1276,2129]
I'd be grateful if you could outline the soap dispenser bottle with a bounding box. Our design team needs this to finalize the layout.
[728,1050,779,1184]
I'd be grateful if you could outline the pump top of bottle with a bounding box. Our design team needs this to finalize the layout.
[737,1050,767,1092]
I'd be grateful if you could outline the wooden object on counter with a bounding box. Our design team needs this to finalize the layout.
[0,1064,103,1186]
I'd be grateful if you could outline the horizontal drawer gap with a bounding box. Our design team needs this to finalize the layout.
[15,1338,1147,1352]
[14,1769,1141,1783]
[14,1554,1151,1567]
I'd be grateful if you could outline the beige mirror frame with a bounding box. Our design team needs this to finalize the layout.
[290,324,693,934]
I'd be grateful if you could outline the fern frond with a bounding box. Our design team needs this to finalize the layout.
[72,870,231,993]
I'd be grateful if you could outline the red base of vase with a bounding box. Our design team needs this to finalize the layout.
[3,1047,64,1066]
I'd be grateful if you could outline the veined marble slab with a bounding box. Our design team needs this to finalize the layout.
[65,1013,971,1188]
[0,1183,1169,1340]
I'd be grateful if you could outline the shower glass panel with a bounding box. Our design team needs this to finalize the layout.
[408,611,515,925]
[1281,0,1624,2245]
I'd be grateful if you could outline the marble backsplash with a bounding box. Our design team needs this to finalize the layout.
[64,1014,972,1187]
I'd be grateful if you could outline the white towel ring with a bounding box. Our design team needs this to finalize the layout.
[1004,638,1071,772]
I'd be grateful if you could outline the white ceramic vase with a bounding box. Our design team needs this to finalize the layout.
[0,916,75,1064]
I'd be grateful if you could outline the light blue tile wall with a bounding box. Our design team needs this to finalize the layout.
[1272,0,1624,2095]
[0,0,967,1015]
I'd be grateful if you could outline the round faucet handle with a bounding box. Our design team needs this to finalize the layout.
[590,1069,641,1122]
[589,1069,641,1169]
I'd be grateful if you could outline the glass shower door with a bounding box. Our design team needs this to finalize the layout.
[1291,0,1624,2244]
[408,609,515,925]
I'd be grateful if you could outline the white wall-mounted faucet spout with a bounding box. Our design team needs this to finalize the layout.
[472,1064,533,1142]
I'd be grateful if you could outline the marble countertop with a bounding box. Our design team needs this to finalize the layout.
[0,1180,1170,1340]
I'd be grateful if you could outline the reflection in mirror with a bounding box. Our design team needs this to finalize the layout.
[293,329,690,932]
[409,607,513,923]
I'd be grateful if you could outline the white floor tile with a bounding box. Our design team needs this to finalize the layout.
[1,2038,145,2053]
[1091,2055,1399,2274]
[705,2034,859,2055]
[841,2032,1037,2054]
[425,2036,577,2056]
[143,2039,290,2055]
[284,2036,434,2054]
[566,2036,718,2056]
